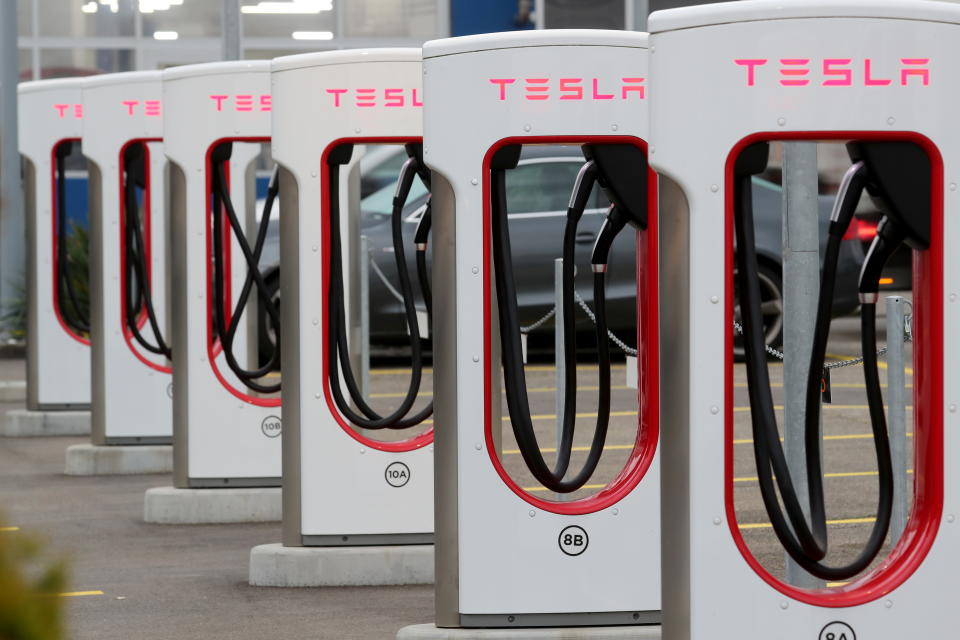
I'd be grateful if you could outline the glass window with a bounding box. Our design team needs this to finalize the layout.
[343,0,437,38]
[37,0,135,37]
[142,2,221,38]
[506,160,583,214]
[40,48,134,78]
[242,7,335,38]
[243,48,327,61]
[18,0,33,36]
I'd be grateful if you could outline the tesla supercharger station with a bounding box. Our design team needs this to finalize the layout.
[62,71,174,475]
[248,49,434,588]
[145,61,281,524]
[648,1,955,639]
[399,31,661,635]
[6,78,92,437]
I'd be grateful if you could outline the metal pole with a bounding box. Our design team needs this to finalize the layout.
[886,295,909,543]
[0,0,25,340]
[221,0,242,61]
[631,0,650,31]
[781,142,824,588]
[360,235,370,400]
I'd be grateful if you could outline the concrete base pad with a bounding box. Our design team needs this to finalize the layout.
[64,443,171,476]
[0,381,26,403]
[144,487,281,524]
[396,624,660,640]
[2,409,90,437]
[249,542,433,587]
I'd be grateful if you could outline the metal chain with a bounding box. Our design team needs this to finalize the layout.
[732,317,913,369]
[573,290,638,357]
[520,307,556,335]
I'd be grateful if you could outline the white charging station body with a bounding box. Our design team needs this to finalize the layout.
[82,71,172,444]
[272,49,433,546]
[18,78,90,410]
[649,1,956,638]
[163,61,280,487]
[423,31,660,627]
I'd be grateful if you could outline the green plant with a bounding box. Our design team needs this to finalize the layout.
[0,522,66,640]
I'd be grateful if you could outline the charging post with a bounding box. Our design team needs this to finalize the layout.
[649,2,955,638]
[249,49,434,588]
[4,79,92,437]
[61,71,174,476]
[143,61,282,524]
[400,30,661,639]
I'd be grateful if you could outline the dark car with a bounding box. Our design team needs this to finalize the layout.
[257,148,865,360]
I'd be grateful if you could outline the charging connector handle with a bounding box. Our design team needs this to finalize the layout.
[210,149,281,394]
[122,142,171,359]
[735,140,908,580]
[326,145,433,430]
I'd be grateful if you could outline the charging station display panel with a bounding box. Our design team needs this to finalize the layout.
[82,71,172,444]
[272,50,434,545]
[19,78,91,410]
[163,61,280,485]
[649,2,956,639]
[424,31,660,625]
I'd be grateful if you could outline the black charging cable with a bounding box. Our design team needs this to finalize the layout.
[327,144,433,430]
[209,143,281,393]
[55,141,90,335]
[122,143,171,359]
[734,140,928,580]
[490,144,647,493]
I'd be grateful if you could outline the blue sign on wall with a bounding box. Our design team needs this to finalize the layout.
[451,0,534,36]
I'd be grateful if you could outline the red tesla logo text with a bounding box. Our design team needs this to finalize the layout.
[53,104,83,119]
[208,94,272,112]
[735,58,930,87]
[122,100,161,116]
[488,77,645,101]
[324,87,423,108]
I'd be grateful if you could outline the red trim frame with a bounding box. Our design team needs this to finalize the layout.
[723,131,944,607]
[204,136,279,407]
[482,135,660,516]
[118,138,171,373]
[50,137,90,346]
[320,137,434,453]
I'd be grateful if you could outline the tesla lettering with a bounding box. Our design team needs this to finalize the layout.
[208,94,272,112]
[489,77,645,101]
[735,57,930,87]
[53,104,83,119]
[121,100,162,116]
[324,87,423,108]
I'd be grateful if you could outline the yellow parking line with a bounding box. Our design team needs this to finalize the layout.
[58,591,104,598]
[733,432,913,445]
[734,469,914,483]
[523,483,608,493]
[369,385,631,399]
[503,444,635,456]
[734,383,912,389]
[739,516,876,530]
[371,364,628,375]
[0,526,19,532]
[734,404,913,413]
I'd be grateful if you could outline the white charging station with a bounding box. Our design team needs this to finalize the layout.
[6,78,92,437]
[648,1,955,639]
[60,71,174,475]
[144,61,280,524]
[398,31,661,637]
[248,48,434,588]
